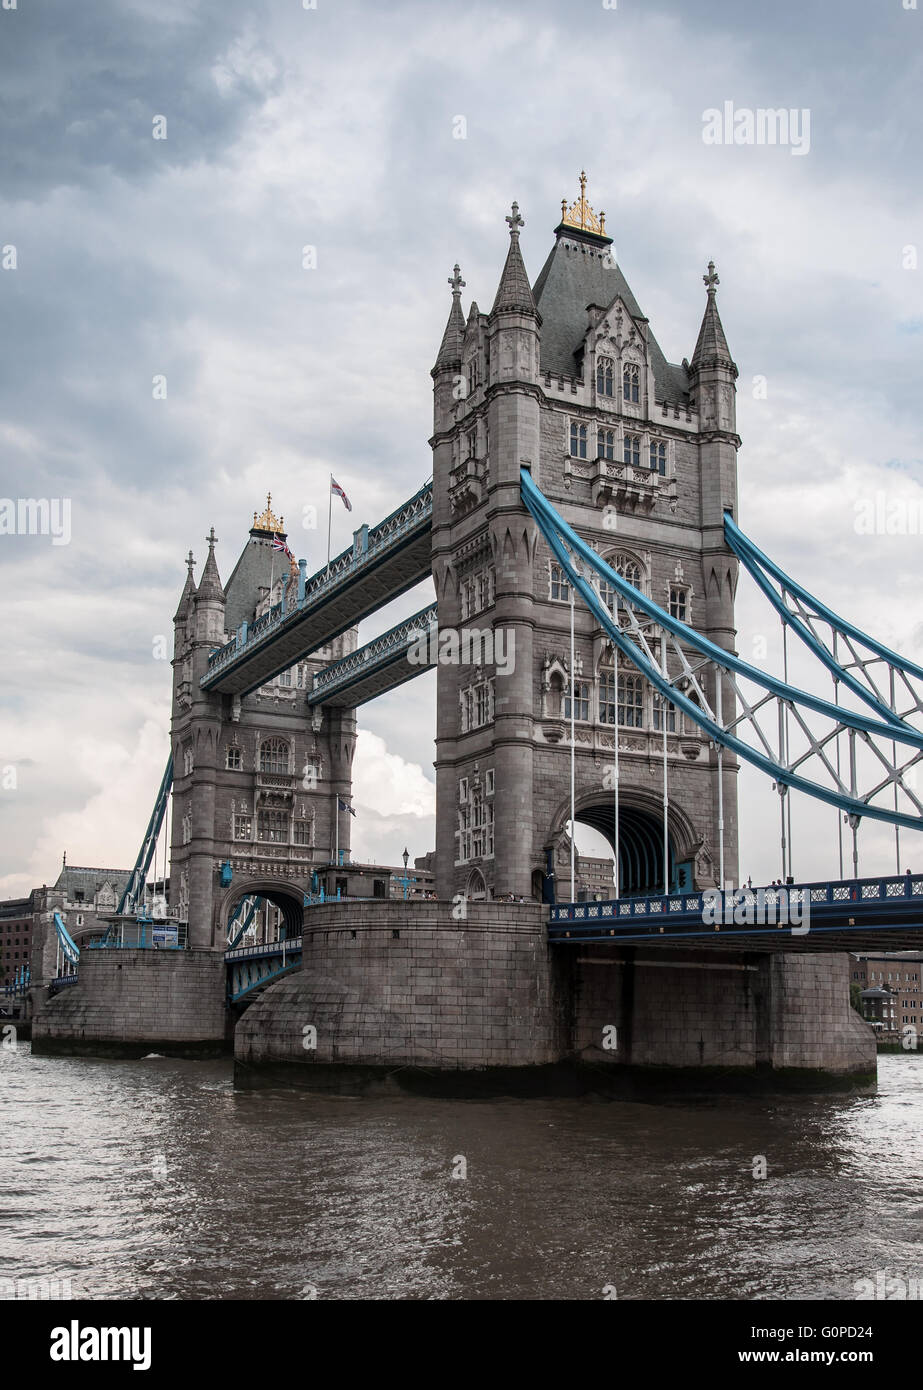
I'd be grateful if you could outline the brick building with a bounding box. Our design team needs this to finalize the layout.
[0,892,38,988]
[851,952,923,1042]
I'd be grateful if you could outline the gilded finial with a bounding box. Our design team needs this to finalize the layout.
[561,171,606,236]
[252,492,285,533]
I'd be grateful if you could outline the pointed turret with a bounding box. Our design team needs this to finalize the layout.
[490,203,537,317]
[433,264,467,374]
[173,550,197,622]
[196,527,225,603]
[690,261,736,374]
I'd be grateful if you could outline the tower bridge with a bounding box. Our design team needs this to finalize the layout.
[30,175,923,1087]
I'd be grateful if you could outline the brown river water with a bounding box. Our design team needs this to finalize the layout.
[1,1047,921,1301]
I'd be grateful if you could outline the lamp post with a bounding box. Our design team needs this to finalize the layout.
[401,847,410,900]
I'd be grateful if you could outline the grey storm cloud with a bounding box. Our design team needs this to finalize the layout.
[0,0,922,889]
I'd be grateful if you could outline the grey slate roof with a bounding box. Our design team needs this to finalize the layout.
[196,545,226,603]
[492,234,538,316]
[531,235,691,405]
[690,293,735,373]
[224,534,283,634]
[434,293,466,371]
[53,865,132,896]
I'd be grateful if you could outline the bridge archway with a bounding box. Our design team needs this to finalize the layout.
[215,880,306,949]
[550,792,698,899]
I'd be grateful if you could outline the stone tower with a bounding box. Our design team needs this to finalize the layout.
[169,497,358,948]
[430,176,740,903]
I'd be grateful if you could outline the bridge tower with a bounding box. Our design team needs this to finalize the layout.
[431,177,741,902]
[169,498,358,948]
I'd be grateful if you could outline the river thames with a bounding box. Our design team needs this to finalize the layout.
[2,1047,921,1301]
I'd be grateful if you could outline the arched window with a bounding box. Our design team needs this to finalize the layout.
[570,422,588,459]
[260,738,290,774]
[623,434,641,468]
[257,809,288,843]
[598,428,616,461]
[597,357,614,396]
[612,554,642,589]
[550,564,570,602]
[599,670,616,724]
[623,362,640,404]
[653,694,677,732]
[564,682,590,722]
[597,576,617,611]
[650,440,667,475]
[618,673,644,727]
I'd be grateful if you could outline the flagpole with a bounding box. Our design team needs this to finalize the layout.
[326,474,333,579]
[334,796,339,870]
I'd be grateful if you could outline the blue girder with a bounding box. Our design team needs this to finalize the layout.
[116,754,174,916]
[520,468,923,831]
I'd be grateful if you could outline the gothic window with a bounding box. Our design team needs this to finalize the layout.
[599,428,616,461]
[459,777,469,803]
[599,670,616,724]
[259,739,290,774]
[467,357,478,396]
[550,564,570,602]
[652,694,677,732]
[623,434,641,468]
[597,357,614,397]
[234,814,252,841]
[485,768,495,796]
[623,363,640,404]
[570,422,588,459]
[461,680,493,733]
[597,576,616,612]
[669,586,688,623]
[650,440,667,475]
[466,427,477,459]
[564,682,590,722]
[257,809,288,843]
[462,566,495,620]
[293,818,313,846]
[226,746,242,771]
[612,554,642,589]
[457,785,495,863]
[618,674,644,728]
[278,668,292,687]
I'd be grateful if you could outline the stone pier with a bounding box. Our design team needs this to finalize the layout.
[30,948,227,1058]
[234,901,877,1092]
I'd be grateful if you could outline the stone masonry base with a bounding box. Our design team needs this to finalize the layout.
[30,948,227,1058]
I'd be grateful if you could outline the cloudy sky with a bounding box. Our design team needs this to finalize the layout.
[0,0,921,897]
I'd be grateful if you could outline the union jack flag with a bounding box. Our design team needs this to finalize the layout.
[330,477,352,512]
[272,533,293,559]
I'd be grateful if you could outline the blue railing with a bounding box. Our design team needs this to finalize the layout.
[89,919,188,950]
[549,873,923,941]
[204,481,433,683]
[308,603,437,704]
